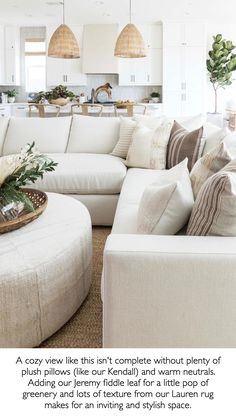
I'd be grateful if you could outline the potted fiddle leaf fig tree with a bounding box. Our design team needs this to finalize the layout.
[207,34,236,116]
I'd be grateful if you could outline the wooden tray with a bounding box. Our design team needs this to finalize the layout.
[0,189,48,234]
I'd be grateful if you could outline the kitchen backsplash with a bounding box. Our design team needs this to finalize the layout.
[0,75,162,103]
[67,75,162,102]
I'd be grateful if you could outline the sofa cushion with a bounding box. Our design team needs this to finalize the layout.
[190,142,232,198]
[34,153,127,194]
[67,115,120,154]
[125,120,173,169]
[112,167,177,234]
[0,117,9,156]
[3,116,72,155]
[137,159,194,235]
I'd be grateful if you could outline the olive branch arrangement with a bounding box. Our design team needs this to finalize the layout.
[0,142,57,212]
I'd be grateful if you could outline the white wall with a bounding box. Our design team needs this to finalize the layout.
[207,24,236,113]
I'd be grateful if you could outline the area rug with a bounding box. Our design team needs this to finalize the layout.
[40,227,111,348]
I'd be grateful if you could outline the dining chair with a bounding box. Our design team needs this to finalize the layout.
[114,103,147,117]
[28,103,61,118]
[71,104,103,117]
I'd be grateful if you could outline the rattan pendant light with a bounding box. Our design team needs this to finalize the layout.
[48,0,80,58]
[114,0,146,58]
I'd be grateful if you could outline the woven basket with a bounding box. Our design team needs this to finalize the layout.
[114,23,147,58]
[48,24,80,59]
[50,97,70,106]
[0,189,48,234]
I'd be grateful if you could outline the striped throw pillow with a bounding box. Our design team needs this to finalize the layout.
[167,121,203,171]
[187,161,236,236]
[111,117,137,159]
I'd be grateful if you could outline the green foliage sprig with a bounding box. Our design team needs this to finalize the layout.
[0,142,57,212]
[207,34,236,113]
[35,85,75,103]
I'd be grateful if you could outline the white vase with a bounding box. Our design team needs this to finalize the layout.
[207,112,223,128]
[8,97,15,103]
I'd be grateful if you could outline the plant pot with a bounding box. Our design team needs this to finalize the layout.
[8,97,15,103]
[50,97,70,106]
[150,98,160,103]
[207,112,223,128]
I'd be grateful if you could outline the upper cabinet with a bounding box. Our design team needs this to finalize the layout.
[163,21,206,47]
[0,26,4,84]
[162,21,206,116]
[0,26,20,86]
[46,25,87,87]
[4,26,20,85]
[82,24,119,74]
[118,23,163,86]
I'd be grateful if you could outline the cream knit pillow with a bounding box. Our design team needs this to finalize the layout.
[111,117,137,159]
[125,120,173,169]
[137,159,194,235]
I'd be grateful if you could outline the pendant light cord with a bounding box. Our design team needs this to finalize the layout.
[62,0,65,24]
[129,0,132,23]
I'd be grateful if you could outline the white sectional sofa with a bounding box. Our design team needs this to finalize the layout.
[1,114,236,348]
[0,115,127,225]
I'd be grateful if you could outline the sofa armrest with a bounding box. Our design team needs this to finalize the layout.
[103,234,236,348]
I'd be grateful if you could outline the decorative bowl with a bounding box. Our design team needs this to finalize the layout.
[50,97,70,106]
[0,189,48,234]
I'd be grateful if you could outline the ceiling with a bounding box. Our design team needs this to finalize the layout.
[0,0,236,26]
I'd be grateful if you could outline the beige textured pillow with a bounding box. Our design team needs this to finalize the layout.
[190,142,231,198]
[166,121,203,171]
[137,159,194,235]
[126,120,173,169]
[187,166,236,236]
[111,117,137,158]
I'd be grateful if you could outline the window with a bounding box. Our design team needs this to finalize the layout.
[25,38,46,92]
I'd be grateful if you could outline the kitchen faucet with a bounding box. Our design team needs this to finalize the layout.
[91,88,95,104]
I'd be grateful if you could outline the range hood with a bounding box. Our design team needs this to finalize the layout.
[82,24,119,74]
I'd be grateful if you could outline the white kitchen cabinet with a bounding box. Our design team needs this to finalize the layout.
[147,48,162,85]
[0,104,11,117]
[0,25,4,84]
[163,21,206,47]
[11,104,29,117]
[118,23,163,86]
[118,50,162,86]
[4,26,20,85]
[46,25,87,87]
[147,23,163,48]
[82,24,119,74]
[163,21,206,116]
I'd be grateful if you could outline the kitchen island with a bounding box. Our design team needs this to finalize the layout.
[0,102,163,117]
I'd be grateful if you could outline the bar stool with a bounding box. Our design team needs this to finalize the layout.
[28,103,61,118]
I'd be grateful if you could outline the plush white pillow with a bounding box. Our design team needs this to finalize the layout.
[202,125,228,156]
[177,114,207,130]
[137,159,194,235]
[111,117,137,158]
[126,120,173,169]
[133,114,165,130]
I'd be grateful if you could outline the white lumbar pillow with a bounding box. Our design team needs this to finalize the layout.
[125,120,173,169]
[137,159,194,235]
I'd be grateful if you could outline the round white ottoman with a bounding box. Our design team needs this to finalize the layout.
[0,193,92,348]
